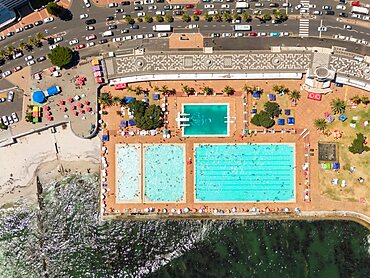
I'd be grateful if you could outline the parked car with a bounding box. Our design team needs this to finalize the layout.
[80,14,89,19]
[25,55,33,61]
[69,39,79,45]
[6,32,14,37]
[86,25,95,30]
[13,66,22,72]
[270,32,280,36]
[248,32,258,36]
[86,42,95,47]
[204,4,214,8]
[108,24,117,30]
[7,91,14,102]
[1,116,9,126]
[108,3,118,7]
[34,20,43,26]
[322,5,332,10]
[351,1,360,6]
[115,8,124,13]
[49,44,58,50]
[339,12,348,17]
[344,25,352,30]
[11,112,19,123]
[106,16,114,21]
[121,1,130,5]
[54,37,63,42]
[325,10,335,15]
[76,44,86,49]
[37,56,46,62]
[85,19,96,25]
[85,34,96,41]
[98,39,108,44]
[44,17,54,23]
[121,29,129,33]
[193,10,202,15]
[0,36,5,41]
[27,60,36,66]
[7,116,14,125]
[185,4,194,8]
[15,27,24,33]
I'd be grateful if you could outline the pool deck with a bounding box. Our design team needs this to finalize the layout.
[100,79,369,220]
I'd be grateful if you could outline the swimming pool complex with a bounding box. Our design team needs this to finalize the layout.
[182,104,229,136]
[195,144,295,202]
[144,144,185,202]
[116,144,141,202]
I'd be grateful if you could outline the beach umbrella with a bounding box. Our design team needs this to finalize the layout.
[42,106,49,111]
[84,100,90,105]
[86,107,92,112]
[171,208,176,213]
[64,114,69,119]
[68,98,73,103]
[80,110,85,114]
[77,102,83,108]
[73,111,78,116]
[74,95,80,101]
[47,116,53,121]
[71,105,76,110]
[59,100,65,105]
[62,107,67,112]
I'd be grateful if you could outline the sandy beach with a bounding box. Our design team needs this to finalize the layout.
[0,124,101,206]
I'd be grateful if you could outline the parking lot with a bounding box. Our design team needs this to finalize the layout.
[0,88,24,126]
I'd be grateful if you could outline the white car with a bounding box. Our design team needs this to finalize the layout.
[112,37,122,42]
[7,116,14,125]
[54,37,63,42]
[134,1,143,5]
[221,33,231,37]
[144,0,154,4]
[255,3,264,7]
[336,5,346,10]
[145,33,154,38]
[282,3,292,7]
[27,60,36,66]
[281,32,290,36]
[148,5,157,10]
[11,112,19,123]
[156,11,165,15]
[69,39,79,45]
[157,33,168,37]
[7,91,14,102]
[125,35,133,40]
[1,116,9,126]
[363,16,370,21]
[344,25,352,30]
[108,3,118,7]
[221,4,230,9]
[257,32,267,36]
[136,34,144,39]
[295,4,302,10]
[80,14,89,19]
[308,4,316,8]
[86,42,95,47]
[318,26,328,32]
[188,24,198,29]
[86,26,95,30]
[25,55,33,61]
[204,4,214,8]
[313,11,323,15]
[49,44,58,50]
[15,28,24,33]
[2,71,12,78]
[351,13,361,19]
[234,32,243,37]
[137,12,146,16]
[44,17,54,23]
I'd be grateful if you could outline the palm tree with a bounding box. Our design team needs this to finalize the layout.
[330,98,346,114]
[223,85,235,96]
[126,86,134,93]
[113,96,121,105]
[314,118,328,132]
[6,45,15,56]
[350,95,361,105]
[243,84,252,93]
[222,13,232,22]
[35,32,45,41]
[182,85,194,96]
[289,90,301,105]
[262,13,272,22]
[242,12,252,22]
[160,85,169,95]
[153,86,159,93]
[214,14,222,22]
[204,13,212,22]
[18,41,27,50]
[99,93,113,107]
[272,84,280,92]
[0,50,6,60]
[202,86,213,95]
[361,96,369,105]
[134,86,143,95]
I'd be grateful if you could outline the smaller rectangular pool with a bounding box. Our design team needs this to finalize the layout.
[143,144,185,202]
[182,104,229,137]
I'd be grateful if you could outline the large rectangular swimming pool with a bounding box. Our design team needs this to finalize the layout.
[144,144,185,202]
[195,144,295,202]
[182,104,229,137]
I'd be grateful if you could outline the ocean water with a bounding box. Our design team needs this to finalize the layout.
[0,174,369,277]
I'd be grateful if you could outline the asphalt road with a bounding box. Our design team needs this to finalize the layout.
[1,0,370,76]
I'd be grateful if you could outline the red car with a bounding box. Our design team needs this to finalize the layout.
[248,32,257,36]
[185,4,194,9]
[351,1,360,6]
[76,44,86,49]
[193,10,202,15]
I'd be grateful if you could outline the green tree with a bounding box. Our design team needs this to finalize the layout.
[223,13,232,22]
[47,46,73,67]
[361,96,369,105]
[164,14,174,22]
[98,93,113,107]
[243,84,252,93]
[233,14,241,21]
[0,122,7,130]
[6,45,15,56]
[251,111,275,128]
[159,85,169,95]
[0,50,6,60]
[350,95,361,105]
[46,2,63,17]
[204,13,212,22]
[35,32,45,41]
[223,85,235,96]
[313,118,327,132]
[124,16,135,24]
[192,15,200,21]
[330,98,346,115]
[144,15,153,23]
[202,86,214,95]
[264,101,280,117]
[289,90,301,105]
[137,17,143,23]
[182,85,195,96]
[156,15,164,22]
[134,86,144,95]
[261,13,272,22]
[128,100,163,130]
[113,96,121,105]
[182,14,191,22]
[349,133,370,154]
[25,112,33,123]
[18,41,27,50]
[214,14,222,22]
[242,12,252,22]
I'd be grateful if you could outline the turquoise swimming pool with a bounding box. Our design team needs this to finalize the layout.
[144,144,185,202]
[182,104,229,136]
[195,144,295,202]
[116,144,141,202]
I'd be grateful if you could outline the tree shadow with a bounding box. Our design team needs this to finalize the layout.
[63,50,80,69]
[59,9,73,21]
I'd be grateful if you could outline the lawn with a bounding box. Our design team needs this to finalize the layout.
[318,104,370,207]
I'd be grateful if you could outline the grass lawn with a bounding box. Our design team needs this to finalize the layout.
[318,104,370,207]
